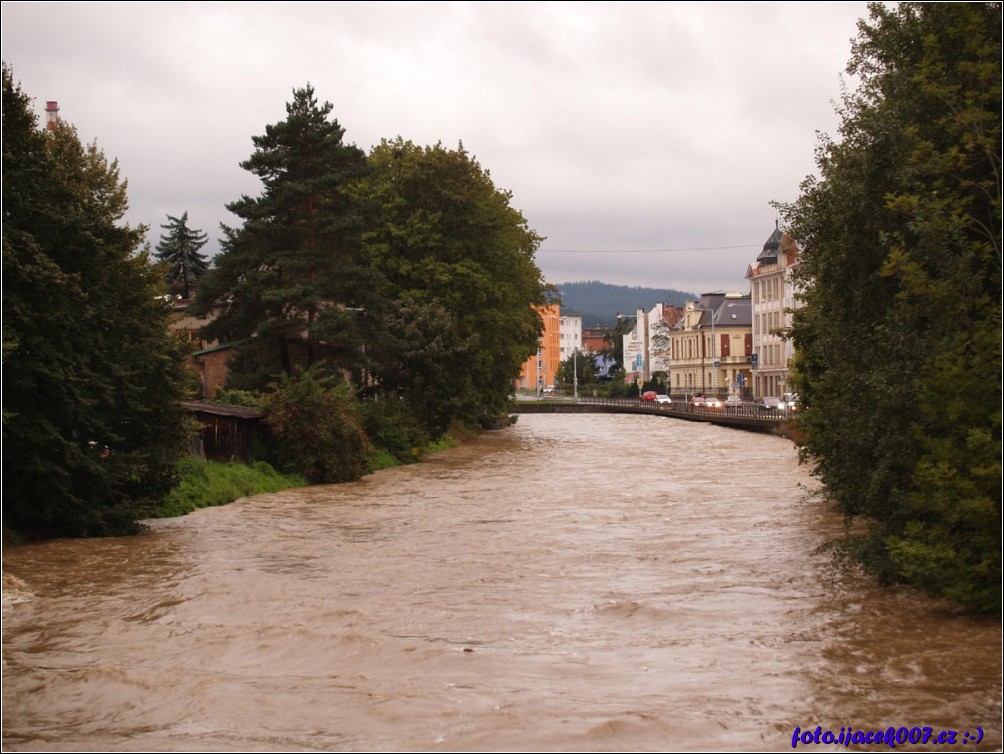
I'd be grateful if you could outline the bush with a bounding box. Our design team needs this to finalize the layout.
[358,394,431,465]
[262,366,373,484]
[212,388,264,409]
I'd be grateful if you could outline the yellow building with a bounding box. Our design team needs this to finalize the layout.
[516,304,561,394]
[669,293,753,397]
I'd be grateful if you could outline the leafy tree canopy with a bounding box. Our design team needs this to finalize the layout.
[782,3,1001,612]
[357,138,547,434]
[194,87,546,442]
[2,63,191,538]
[556,349,596,390]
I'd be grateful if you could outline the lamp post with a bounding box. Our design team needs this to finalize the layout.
[538,312,558,398]
[573,347,578,400]
[692,306,717,394]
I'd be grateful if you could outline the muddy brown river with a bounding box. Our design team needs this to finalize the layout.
[3,414,1000,751]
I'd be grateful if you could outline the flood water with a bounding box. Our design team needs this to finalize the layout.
[3,414,1000,751]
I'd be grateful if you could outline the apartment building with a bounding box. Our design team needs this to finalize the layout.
[559,314,583,362]
[746,223,801,399]
[516,304,561,393]
[669,293,752,397]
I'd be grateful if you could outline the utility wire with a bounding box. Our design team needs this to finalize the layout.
[537,244,757,253]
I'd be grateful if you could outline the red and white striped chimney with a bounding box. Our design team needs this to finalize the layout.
[45,101,59,131]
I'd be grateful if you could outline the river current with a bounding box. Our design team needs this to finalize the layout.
[2,414,1000,751]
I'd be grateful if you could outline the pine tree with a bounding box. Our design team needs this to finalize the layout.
[2,64,191,539]
[192,84,375,386]
[155,211,208,299]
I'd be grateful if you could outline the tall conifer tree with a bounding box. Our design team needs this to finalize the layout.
[193,85,375,386]
[155,211,208,299]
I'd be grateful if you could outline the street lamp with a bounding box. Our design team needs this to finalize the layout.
[692,306,717,394]
[573,347,578,400]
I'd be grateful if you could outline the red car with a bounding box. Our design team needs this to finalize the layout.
[641,391,658,401]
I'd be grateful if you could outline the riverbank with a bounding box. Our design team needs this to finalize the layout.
[152,429,468,520]
[152,457,308,518]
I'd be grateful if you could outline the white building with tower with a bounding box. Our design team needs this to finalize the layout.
[745,223,802,399]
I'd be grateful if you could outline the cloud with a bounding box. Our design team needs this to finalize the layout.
[2,0,872,292]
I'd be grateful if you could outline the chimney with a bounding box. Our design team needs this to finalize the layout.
[45,101,59,131]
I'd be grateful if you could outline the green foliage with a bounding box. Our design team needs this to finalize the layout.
[261,365,372,483]
[642,373,668,393]
[2,64,191,539]
[192,84,377,385]
[211,388,264,409]
[193,86,547,444]
[425,434,461,454]
[367,449,401,473]
[154,211,208,299]
[154,456,305,518]
[782,3,1001,612]
[556,349,596,388]
[357,394,431,465]
[358,138,547,435]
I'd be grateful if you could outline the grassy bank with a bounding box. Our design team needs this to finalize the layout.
[153,457,307,518]
[155,432,466,519]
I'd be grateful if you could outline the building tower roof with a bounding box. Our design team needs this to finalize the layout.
[757,220,782,264]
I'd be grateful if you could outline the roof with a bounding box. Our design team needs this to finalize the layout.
[757,222,782,264]
[671,292,752,330]
[181,400,262,419]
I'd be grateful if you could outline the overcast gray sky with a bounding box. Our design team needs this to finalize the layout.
[3,1,873,295]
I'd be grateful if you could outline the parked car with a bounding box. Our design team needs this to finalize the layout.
[725,395,742,407]
[705,396,723,409]
[655,394,672,405]
[641,390,658,402]
[762,397,781,410]
[690,395,707,407]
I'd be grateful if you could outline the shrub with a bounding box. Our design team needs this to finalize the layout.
[262,366,373,484]
[358,394,431,465]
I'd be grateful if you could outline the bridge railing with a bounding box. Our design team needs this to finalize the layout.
[520,394,790,422]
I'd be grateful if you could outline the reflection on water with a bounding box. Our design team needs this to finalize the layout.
[3,414,1000,751]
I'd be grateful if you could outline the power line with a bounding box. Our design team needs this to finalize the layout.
[537,244,757,253]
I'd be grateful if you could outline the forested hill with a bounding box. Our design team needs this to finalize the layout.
[555,281,698,327]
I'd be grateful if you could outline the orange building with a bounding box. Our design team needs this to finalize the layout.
[516,304,561,394]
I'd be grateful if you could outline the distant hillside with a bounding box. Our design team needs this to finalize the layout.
[555,281,698,328]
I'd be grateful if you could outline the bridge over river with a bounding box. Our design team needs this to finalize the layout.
[513,396,794,435]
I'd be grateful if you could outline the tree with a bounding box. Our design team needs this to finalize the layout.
[357,138,547,435]
[556,349,595,390]
[2,64,191,538]
[155,211,208,298]
[261,366,372,484]
[192,84,376,386]
[781,4,1001,612]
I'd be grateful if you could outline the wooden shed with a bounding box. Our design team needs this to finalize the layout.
[181,401,263,463]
